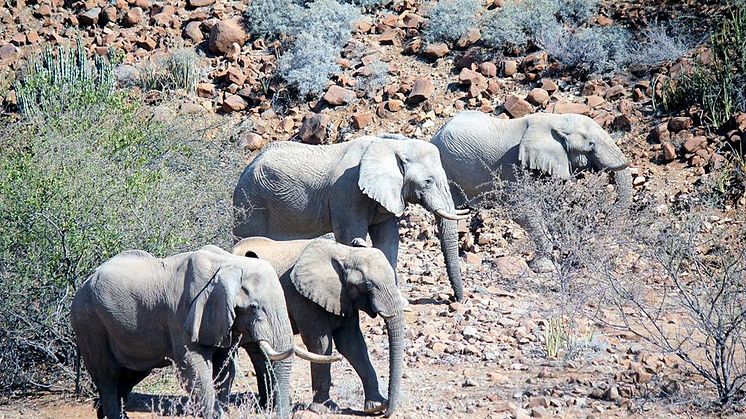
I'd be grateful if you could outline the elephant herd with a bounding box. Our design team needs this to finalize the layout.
[71,111,631,418]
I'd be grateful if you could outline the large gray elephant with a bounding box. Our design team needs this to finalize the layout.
[232,237,404,418]
[431,111,632,271]
[70,245,337,419]
[232,135,468,301]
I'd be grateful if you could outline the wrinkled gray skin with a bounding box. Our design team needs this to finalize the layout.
[233,135,465,301]
[431,111,632,271]
[70,246,294,419]
[232,237,405,418]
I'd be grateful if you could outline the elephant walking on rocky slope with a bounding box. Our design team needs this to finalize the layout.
[232,237,405,417]
[71,245,338,419]
[232,135,468,301]
[431,111,632,271]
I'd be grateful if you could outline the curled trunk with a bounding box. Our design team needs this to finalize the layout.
[436,216,464,301]
[382,313,404,418]
[613,168,633,208]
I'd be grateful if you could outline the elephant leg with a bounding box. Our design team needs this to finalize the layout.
[332,321,386,414]
[515,214,555,273]
[117,368,149,407]
[369,218,401,285]
[77,334,123,419]
[246,348,270,410]
[299,332,338,414]
[177,349,222,419]
[212,349,236,408]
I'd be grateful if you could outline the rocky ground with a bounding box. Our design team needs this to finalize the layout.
[2,0,745,417]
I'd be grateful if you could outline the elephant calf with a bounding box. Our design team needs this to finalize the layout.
[431,111,632,271]
[232,237,405,418]
[71,245,337,419]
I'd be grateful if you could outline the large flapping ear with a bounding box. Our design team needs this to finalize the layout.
[184,265,242,348]
[518,124,572,179]
[358,139,406,216]
[290,240,353,317]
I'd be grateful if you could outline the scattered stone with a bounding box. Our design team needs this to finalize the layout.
[298,113,330,144]
[0,44,18,61]
[503,60,517,76]
[408,77,434,104]
[240,132,268,151]
[651,122,670,142]
[323,85,356,106]
[540,79,558,94]
[526,88,549,107]
[552,101,590,115]
[423,43,449,60]
[479,61,497,78]
[668,116,693,132]
[124,7,143,25]
[78,8,101,26]
[586,95,605,108]
[197,82,215,98]
[605,84,626,99]
[662,142,677,161]
[352,112,373,129]
[222,94,247,112]
[683,135,707,153]
[386,99,404,112]
[188,0,215,7]
[378,28,398,44]
[493,256,531,278]
[209,20,247,55]
[458,68,487,98]
[456,28,481,48]
[136,35,157,51]
[465,252,482,265]
[184,21,204,43]
[503,94,532,118]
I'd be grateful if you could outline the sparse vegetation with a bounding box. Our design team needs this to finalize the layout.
[636,21,700,67]
[422,0,482,44]
[277,33,340,98]
[0,49,243,397]
[540,25,636,74]
[139,48,201,94]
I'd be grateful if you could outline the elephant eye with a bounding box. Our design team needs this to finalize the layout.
[423,177,434,188]
[364,281,374,291]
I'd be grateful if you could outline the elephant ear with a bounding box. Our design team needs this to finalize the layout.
[290,240,353,317]
[184,265,242,348]
[518,125,572,179]
[358,140,406,216]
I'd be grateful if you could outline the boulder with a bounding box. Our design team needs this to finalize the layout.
[222,94,247,112]
[299,113,331,144]
[526,88,549,107]
[423,42,449,60]
[407,77,434,104]
[503,94,532,118]
[209,20,247,55]
[322,85,356,106]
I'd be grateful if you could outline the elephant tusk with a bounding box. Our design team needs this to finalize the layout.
[607,161,629,171]
[258,340,294,361]
[434,209,469,221]
[294,345,343,364]
[454,208,470,215]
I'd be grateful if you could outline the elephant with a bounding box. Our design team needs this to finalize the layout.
[231,237,405,418]
[70,245,338,419]
[232,135,469,301]
[430,111,632,271]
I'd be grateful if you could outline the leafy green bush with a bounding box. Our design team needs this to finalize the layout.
[14,39,115,120]
[0,91,243,395]
[422,0,482,44]
[657,1,746,129]
[540,26,635,74]
[140,48,201,93]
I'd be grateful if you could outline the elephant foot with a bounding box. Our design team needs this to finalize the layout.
[309,400,339,415]
[528,256,556,273]
[363,398,387,414]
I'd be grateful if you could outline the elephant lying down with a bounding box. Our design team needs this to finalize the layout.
[71,245,339,419]
[431,111,632,271]
[232,237,405,418]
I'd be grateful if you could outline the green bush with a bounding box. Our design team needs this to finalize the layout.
[657,1,746,129]
[422,0,482,44]
[13,39,115,120]
[140,48,202,94]
[0,92,243,395]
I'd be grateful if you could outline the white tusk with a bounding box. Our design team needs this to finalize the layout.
[434,209,470,221]
[294,345,343,364]
[454,208,470,215]
[258,340,294,361]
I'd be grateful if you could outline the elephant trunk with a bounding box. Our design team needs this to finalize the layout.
[265,305,294,418]
[269,358,292,418]
[612,167,633,209]
[382,312,404,417]
[436,215,464,302]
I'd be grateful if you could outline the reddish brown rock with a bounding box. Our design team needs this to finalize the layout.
[456,28,481,48]
[209,20,247,55]
[668,116,693,133]
[0,44,17,61]
[526,88,549,107]
[552,101,590,115]
[458,68,488,98]
[540,79,558,94]
[188,0,215,7]
[78,7,101,26]
[378,28,398,44]
[197,82,215,98]
[401,13,423,29]
[240,132,268,151]
[662,142,677,161]
[386,99,404,112]
[613,114,635,131]
[225,67,247,86]
[605,84,626,99]
[101,6,117,23]
[124,7,143,25]
[136,35,157,50]
[521,51,548,74]
[586,95,605,108]
[222,94,247,112]
[423,42,449,60]
[408,76,434,104]
[323,85,356,106]
[479,61,497,78]
[683,135,707,153]
[504,94,532,118]
[298,113,331,144]
[651,122,670,142]
[582,80,606,96]
[503,60,517,76]
[36,4,52,16]
[183,20,204,42]
[352,112,373,129]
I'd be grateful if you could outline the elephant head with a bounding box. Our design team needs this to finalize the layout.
[290,239,405,417]
[183,254,297,416]
[519,114,632,207]
[358,137,468,301]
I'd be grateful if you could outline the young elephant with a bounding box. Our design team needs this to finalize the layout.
[71,245,337,419]
[232,237,405,418]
